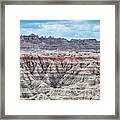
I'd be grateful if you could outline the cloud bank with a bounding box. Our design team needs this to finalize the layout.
[20,20,100,41]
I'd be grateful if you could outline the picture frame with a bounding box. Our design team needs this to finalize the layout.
[0,0,119,119]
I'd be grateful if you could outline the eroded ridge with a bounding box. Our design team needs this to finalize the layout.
[20,51,100,100]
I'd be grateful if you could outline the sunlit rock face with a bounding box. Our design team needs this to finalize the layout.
[20,34,100,100]
[20,50,100,100]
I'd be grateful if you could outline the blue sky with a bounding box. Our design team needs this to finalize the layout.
[20,20,100,41]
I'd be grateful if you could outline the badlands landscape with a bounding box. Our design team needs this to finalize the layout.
[20,34,100,100]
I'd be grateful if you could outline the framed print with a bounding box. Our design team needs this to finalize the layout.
[0,0,119,119]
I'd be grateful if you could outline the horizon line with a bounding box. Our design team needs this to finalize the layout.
[20,33,100,41]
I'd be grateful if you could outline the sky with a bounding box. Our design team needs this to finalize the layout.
[20,20,100,41]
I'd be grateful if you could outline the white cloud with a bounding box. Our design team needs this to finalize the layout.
[41,24,70,31]
[93,25,100,31]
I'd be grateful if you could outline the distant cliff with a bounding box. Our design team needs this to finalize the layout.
[20,34,100,52]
